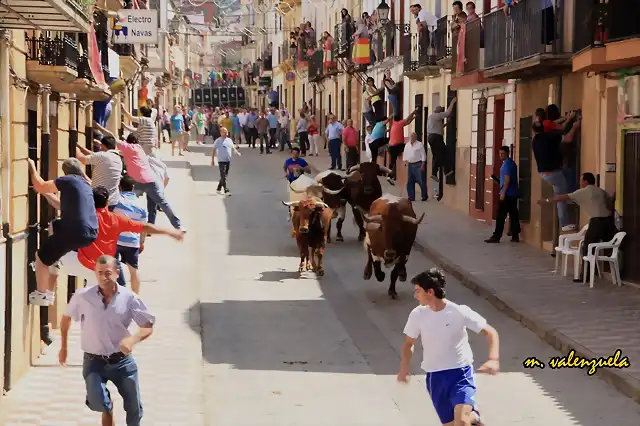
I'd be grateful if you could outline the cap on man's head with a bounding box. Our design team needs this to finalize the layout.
[61,158,84,176]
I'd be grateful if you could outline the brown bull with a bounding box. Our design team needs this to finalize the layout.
[359,194,425,299]
[344,162,392,241]
[282,197,331,276]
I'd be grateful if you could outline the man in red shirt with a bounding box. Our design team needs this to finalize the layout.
[50,186,184,286]
[342,119,360,170]
[388,108,419,182]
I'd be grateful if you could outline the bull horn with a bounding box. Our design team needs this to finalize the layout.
[282,201,300,207]
[345,170,359,178]
[289,184,306,193]
[322,186,343,195]
[355,206,382,223]
[402,212,425,225]
[378,165,392,175]
[347,164,360,173]
[315,202,330,209]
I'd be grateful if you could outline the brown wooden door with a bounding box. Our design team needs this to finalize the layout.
[622,131,640,282]
[492,97,505,219]
[475,97,487,211]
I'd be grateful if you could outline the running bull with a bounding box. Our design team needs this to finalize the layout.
[282,197,331,276]
[359,194,425,299]
[344,162,392,241]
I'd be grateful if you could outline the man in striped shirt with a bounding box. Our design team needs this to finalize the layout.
[122,105,158,157]
[76,136,123,208]
[113,175,148,294]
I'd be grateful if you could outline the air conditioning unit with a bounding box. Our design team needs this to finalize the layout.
[626,75,640,117]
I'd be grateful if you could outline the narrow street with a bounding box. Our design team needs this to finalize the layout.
[1,145,640,425]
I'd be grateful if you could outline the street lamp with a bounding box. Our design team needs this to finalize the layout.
[377,0,390,24]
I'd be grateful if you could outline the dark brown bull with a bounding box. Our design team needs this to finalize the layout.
[359,195,425,299]
[282,197,331,276]
[344,162,392,241]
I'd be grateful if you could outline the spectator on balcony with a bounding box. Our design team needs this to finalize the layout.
[365,77,385,121]
[352,14,372,67]
[410,4,436,33]
[531,118,582,232]
[426,97,457,182]
[450,1,467,35]
[502,0,520,17]
[388,107,419,183]
[307,115,320,156]
[296,112,310,156]
[343,119,360,170]
[325,115,345,170]
[304,22,317,52]
[465,1,479,22]
[383,70,401,118]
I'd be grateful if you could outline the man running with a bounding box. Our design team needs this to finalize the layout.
[113,176,148,294]
[397,268,499,426]
[27,158,98,306]
[59,254,154,426]
[211,127,242,196]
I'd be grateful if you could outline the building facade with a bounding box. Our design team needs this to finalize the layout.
[0,0,168,400]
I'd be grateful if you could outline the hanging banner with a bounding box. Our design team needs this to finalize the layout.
[88,18,107,88]
[456,24,466,74]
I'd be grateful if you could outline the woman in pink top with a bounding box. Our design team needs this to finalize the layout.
[95,122,184,230]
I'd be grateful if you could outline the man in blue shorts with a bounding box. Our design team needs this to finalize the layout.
[397,268,500,425]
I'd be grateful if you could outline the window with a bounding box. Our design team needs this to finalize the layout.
[302,85,305,103]
[340,89,345,121]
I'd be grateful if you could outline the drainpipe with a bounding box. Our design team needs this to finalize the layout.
[1,30,12,391]
[39,87,52,346]
[67,99,78,301]
[0,30,11,228]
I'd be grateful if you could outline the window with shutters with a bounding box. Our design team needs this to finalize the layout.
[518,116,533,222]
[340,89,345,121]
[475,98,487,211]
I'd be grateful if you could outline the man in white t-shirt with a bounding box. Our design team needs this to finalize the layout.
[364,124,374,161]
[397,268,499,426]
[146,156,170,225]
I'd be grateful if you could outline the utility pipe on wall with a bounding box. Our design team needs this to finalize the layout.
[0,30,11,227]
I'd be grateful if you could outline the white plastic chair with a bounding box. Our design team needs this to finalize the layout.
[554,225,588,275]
[582,232,626,289]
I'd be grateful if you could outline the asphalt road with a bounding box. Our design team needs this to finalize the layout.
[188,144,640,426]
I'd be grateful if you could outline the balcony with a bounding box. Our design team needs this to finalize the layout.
[573,0,640,73]
[325,41,339,76]
[334,22,352,60]
[113,43,140,79]
[372,21,402,67]
[25,34,79,90]
[435,16,453,70]
[308,49,324,82]
[260,54,273,74]
[482,0,572,80]
[0,0,91,32]
[450,17,507,90]
[403,28,438,80]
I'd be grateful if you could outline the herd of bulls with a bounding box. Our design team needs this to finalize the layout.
[282,162,425,299]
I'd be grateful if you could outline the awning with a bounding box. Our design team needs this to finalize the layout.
[0,0,91,32]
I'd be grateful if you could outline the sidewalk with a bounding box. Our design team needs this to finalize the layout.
[0,147,205,425]
[306,156,640,403]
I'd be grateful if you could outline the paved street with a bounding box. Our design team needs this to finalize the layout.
[2,144,640,425]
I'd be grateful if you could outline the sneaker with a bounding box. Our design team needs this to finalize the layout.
[29,290,54,306]
[225,191,231,197]
[561,224,577,232]
[216,189,223,195]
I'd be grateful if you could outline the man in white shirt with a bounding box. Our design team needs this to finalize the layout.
[397,268,499,426]
[364,124,374,161]
[237,108,248,143]
[278,109,291,151]
[211,128,242,196]
[146,156,170,225]
[403,132,428,201]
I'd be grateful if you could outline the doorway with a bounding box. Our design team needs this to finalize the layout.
[622,131,640,282]
[475,97,487,211]
[492,97,505,219]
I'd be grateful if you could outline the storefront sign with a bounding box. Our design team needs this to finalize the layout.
[112,9,159,45]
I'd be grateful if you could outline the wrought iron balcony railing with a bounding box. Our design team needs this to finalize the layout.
[456,17,482,73]
[573,0,608,52]
[484,0,567,70]
[334,22,353,59]
[372,21,396,64]
[26,34,78,70]
[326,41,339,74]
[261,54,273,72]
[308,50,324,81]
[403,28,436,72]
[435,16,452,61]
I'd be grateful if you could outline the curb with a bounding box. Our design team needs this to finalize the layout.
[308,160,640,404]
